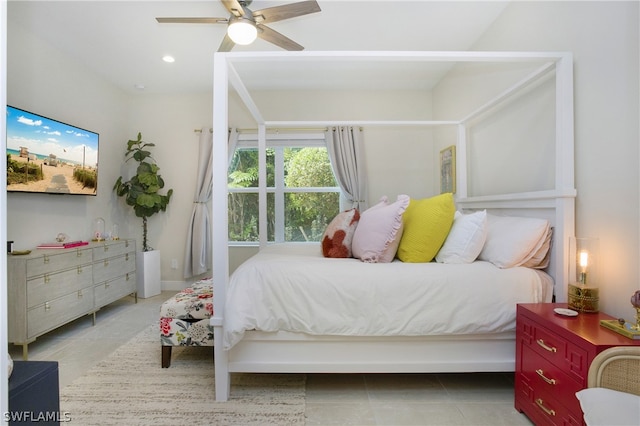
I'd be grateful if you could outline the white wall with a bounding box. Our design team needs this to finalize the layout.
[467,1,639,319]
[6,23,129,251]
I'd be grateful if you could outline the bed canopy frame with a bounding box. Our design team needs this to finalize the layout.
[210,51,576,401]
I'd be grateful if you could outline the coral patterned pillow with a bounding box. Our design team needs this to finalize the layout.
[321,208,360,258]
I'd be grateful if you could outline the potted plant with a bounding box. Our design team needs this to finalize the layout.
[114,132,173,297]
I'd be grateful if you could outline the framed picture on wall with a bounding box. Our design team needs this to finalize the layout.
[440,145,456,194]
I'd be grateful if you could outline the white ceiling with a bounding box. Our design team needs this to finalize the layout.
[7,0,510,95]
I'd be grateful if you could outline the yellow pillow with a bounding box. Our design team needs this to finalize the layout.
[397,193,456,263]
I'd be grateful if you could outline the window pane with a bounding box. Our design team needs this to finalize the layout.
[228,192,275,241]
[285,192,340,242]
[284,147,337,188]
[228,148,275,187]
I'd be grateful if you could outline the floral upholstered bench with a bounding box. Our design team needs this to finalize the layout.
[159,278,214,368]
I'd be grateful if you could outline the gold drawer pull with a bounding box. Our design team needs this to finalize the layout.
[77,266,83,274]
[104,260,109,267]
[44,274,51,284]
[535,369,556,385]
[126,273,130,281]
[535,398,556,416]
[77,249,83,257]
[105,282,111,288]
[536,339,557,353]
[44,255,50,264]
[126,253,129,261]
[104,245,109,252]
[77,290,83,298]
[44,302,51,311]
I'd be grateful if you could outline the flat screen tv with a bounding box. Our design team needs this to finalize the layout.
[6,105,99,195]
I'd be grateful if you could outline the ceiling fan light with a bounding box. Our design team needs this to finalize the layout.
[228,18,257,45]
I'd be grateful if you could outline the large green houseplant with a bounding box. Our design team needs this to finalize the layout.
[113,132,173,252]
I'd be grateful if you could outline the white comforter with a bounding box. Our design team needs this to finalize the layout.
[223,243,553,349]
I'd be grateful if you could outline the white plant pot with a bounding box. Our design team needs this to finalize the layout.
[136,250,161,298]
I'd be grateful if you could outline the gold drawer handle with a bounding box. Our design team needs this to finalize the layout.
[44,255,50,264]
[535,398,556,416]
[44,302,51,311]
[77,266,83,274]
[535,369,556,385]
[44,274,51,284]
[104,260,109,267]
[105,282,111,288]
[77,249,83,257]
[126,253,129,261]
[77,290,83,298]
[125,240,129,248]
[104,245,109,252]
[536,339,557,353]
[126,273,130,281]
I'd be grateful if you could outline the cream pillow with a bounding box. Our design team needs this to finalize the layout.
[478,214,550,268]
[352,195,409,263]
[576,388,640,426]
[321,208,360,258]
[436,210,487,264]
[397,193,456,263]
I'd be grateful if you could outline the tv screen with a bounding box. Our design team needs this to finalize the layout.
[6,105,99,195]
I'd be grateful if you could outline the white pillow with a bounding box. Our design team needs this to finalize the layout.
[576,388,640,426]
[436,210,487,264]
[478,214,550,268]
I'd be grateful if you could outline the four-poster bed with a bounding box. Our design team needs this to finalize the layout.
[210,51,576,401]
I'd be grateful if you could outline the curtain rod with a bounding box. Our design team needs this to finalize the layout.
[194,127,329,134]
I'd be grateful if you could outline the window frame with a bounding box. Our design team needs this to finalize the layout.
[228,132,340,245]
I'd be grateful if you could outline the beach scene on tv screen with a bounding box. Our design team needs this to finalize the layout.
[6,106,98,195]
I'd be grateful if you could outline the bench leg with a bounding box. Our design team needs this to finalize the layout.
[161,346,172,368]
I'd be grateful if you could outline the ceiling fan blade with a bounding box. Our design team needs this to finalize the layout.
[221,0,245,17]
[156,17,228,24]
[257,24,304,51]
[217,33,236,52]
[252,1,321,24]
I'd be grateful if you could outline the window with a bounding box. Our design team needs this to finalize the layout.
[228,133,340,243]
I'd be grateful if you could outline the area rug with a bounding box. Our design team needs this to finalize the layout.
[59,324,306,425]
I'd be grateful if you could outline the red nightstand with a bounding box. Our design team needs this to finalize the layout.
[515,303,640,425]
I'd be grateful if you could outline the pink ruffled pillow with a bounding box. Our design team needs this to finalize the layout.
[321,208,360,258]
[352,195,410,263]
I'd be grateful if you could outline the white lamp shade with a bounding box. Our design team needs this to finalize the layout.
[228,19,258,45]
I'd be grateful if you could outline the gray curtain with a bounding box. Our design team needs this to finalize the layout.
[183,128,238,278]
[183,128,213,278]
[325,126,368,211]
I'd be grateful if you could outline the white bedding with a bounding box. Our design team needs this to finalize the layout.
[223,243,553,350]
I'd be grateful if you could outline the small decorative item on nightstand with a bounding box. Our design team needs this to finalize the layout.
[600,290,640,339]
[568,237,600,312]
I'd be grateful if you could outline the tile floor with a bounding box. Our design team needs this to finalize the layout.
[9,292,534,425]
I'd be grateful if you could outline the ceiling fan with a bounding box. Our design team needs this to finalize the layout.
[156,0,321,52]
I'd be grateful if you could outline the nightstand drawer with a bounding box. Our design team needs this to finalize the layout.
[519,314,589,382]
[521,344,582,415]
[520,383,582,426]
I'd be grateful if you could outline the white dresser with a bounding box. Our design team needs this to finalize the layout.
[8,239,137,359]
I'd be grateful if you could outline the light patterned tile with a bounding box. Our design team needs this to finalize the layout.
[306,401,376,425]
[306,373,370,402]
[456,402,534,425]
[365,373,451,403]
[372,401,467,426]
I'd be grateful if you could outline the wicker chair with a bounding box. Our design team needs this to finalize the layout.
[576,346,640,426]
[588,346,640,395]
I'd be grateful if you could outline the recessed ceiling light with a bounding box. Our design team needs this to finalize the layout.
[162,55,175,63]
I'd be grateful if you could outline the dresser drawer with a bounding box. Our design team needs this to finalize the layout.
[519,314,589,383]
[26,248,91,277]
[93,252,136,284]
[27,286,94,338]
[521,344,582,416]
[92,240,135,262]
[27,264,93,308]
[94,273,136,307]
